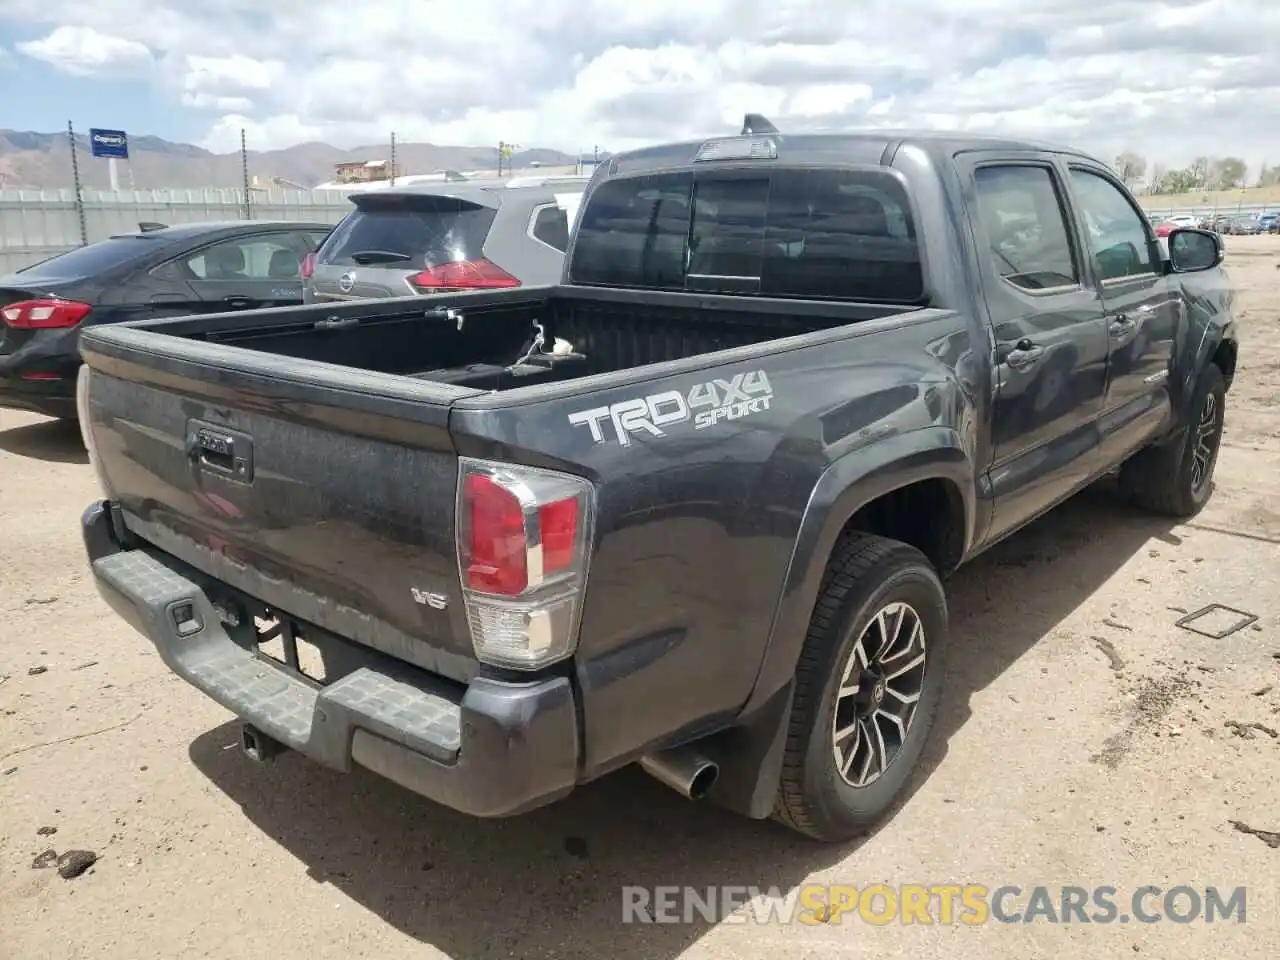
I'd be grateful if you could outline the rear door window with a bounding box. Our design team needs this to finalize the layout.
[569,168,924,302]
[180,234,313,281]
[971,165,1079,291]
[530,204,571,252]
[317,196,497,268]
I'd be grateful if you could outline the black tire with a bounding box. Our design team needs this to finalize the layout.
[773,533,948,842]
[1119,363,1226,518]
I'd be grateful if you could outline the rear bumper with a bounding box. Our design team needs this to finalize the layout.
[0,375,77,419]
[82,500,581,817]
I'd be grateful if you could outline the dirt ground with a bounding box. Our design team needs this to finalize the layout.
[2,238,1279,959]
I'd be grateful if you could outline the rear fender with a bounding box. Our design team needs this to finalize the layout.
[740,427,974,718]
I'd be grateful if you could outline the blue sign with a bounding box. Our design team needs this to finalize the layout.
[89,128,129,160]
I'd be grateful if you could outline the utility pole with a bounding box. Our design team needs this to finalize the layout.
[390,131,397,185]
[67,120,87,246]
[497,140,505,177]
[240,128,252,219]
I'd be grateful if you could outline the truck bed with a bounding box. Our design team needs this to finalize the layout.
[76,284,934,694]
[127,285,919,393]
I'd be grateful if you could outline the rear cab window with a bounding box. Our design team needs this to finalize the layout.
[316,195,497,268]
[568,168,925,303]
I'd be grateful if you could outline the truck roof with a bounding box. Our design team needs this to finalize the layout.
[604,126,1100,176]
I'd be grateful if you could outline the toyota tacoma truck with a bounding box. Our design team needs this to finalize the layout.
[75,118,1237,842]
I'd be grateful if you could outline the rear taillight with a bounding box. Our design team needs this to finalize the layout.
[1,298,92,329]
[456,458,596,669]
[300,251,316,279]
[409,259,520,292]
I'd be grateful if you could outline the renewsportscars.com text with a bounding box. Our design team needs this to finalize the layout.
[621,884,1248,925]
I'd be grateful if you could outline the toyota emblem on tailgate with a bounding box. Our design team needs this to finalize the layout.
[338,271,355,293]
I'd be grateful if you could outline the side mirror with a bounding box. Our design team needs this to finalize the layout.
[1167,228,1224,273]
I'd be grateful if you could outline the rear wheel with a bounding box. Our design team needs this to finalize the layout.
[1119,363,1226,518]
[773,533,948,842]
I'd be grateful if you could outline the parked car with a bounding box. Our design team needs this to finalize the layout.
[1217,214,1262,236]
[77,118,1236,843]
[303,174,590,303]
[1259,212,1280,234]
[1,220,331,420]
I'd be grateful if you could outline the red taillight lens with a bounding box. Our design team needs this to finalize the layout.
[461,472,583,597]
[538,498,579,574]
[409,258,520,292]
[300,251,316,279]
[463,474,529,595]
[0,298,92,329]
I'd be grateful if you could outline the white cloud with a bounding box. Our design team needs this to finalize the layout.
[15,25,153,78]
[1,0,1278,173]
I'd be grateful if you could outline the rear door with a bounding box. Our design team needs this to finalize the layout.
[960,156,1111,540]
[145,230,318,316]
[1063,163,1180,466]
[308,193,499,301]
[175,229,323,312]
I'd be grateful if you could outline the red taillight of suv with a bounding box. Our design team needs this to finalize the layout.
[455,458,595,669]
[300,251,317,279]
[409,258,520,293]
[0,298,92,329]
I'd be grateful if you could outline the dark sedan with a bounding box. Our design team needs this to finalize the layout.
[1,220,331,420]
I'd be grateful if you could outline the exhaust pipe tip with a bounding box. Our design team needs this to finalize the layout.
[640,746,720,800]
[686,760,719,800]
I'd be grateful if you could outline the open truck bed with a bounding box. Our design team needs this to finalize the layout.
[77,283,929,683]
[76,278,942,820]
[117,283,918,393]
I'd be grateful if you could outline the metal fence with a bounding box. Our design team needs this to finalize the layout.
[0,187,1276,275]
[0,187,354,274]
[1144,202,1277,220]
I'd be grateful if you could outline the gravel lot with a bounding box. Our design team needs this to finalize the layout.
[2,236,1278,959]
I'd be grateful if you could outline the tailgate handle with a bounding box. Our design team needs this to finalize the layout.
[187,421,254,482]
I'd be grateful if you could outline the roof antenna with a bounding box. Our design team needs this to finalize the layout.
[741,113,779,136]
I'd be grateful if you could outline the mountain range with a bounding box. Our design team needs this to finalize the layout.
[0,129,586,190]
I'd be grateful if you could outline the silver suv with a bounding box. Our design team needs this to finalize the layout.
[302,174,589,302]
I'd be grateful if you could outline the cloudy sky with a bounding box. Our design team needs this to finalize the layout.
[0,0,1277,172]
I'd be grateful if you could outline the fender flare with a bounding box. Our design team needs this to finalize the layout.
[1166,316,1236,445]
[738,426,975,717]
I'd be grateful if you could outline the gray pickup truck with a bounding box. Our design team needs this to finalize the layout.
[76,118,1237,842]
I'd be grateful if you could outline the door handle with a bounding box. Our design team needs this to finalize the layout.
[1005,338,1044,371]
[1109,313,1136,337]
[223,296,254,309]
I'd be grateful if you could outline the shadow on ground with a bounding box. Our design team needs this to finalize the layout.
[0,418,87,464]
[188,478,1177,959]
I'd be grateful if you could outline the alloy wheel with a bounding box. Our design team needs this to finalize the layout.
[831,602,928,788]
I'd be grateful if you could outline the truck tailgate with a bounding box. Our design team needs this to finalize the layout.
[79,327,484,683]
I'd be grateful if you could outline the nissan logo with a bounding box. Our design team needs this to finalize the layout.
[338,271,355,293]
